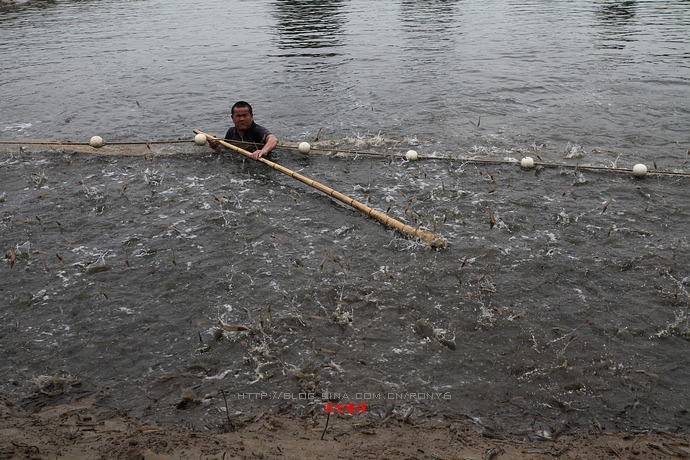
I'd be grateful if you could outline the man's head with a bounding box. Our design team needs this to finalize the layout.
[231,101,253,116]
[231,101,254,133]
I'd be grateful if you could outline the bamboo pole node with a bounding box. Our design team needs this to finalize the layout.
[194,130,445,248]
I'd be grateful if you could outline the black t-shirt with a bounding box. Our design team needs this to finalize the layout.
[224,122,271,151]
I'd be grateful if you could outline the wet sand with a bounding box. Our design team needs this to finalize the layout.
[2,392,689,460]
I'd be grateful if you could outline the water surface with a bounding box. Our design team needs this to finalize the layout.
[1,0,689,437]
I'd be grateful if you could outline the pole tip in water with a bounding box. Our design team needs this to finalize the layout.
[520,156,535,168]
[633,163,648,178]
[298,142,311,154]
[89,136,104,148]
[194,133,207,146]
[417,230,445,248]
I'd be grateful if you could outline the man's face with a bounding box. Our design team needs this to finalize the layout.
[232,106,253,132]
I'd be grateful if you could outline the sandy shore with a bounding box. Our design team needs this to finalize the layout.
[2,393,689,460]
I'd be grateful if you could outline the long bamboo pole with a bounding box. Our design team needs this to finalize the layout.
[194,130,445,247]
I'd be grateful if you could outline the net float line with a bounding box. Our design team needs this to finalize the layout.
[2,139,688,178]
[0,139,192,145]
[193,130,445,248]
[277,142,690,179]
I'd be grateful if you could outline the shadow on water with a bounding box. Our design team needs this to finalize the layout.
[593,1,638,50]
[0,0,54,16]
[396,0,463,117]
[397,0,463,74]
[271,0,347,56]
[597,0,637,23]
[269,0,349,101]
[398,0,462,37]
[0,0,106,14]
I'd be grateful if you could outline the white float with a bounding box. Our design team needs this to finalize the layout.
[405,150,419,161]
[89,136,104,148]
[633,163,648,177]
[520,156,535,168]
[194,133,207,146]
[298,142,311,154]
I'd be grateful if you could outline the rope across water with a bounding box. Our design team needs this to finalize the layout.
[2,138,689,179]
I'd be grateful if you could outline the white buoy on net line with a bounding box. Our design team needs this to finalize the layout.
[405,150,419,161]
[633,163,648,178]
[298,141,311,154]
[194,133,207,146]
[89,136,105,148]
[520,156,535,168]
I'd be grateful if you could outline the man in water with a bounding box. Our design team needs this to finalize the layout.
[208,101,278,160]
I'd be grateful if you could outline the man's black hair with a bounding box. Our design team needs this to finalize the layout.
[232,101,253,115]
